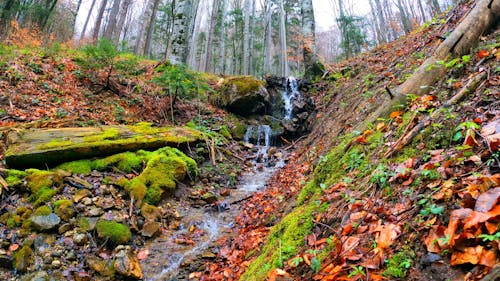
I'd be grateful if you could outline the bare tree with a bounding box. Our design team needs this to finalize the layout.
[93,0,109,40]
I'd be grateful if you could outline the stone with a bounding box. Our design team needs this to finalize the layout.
[140,204,162,222]
[51,259,61,268]
[81,197,92,206]
[87,257,115,277]
[140,222,161,238]
[73,233,88,246]
[58,223,72,234]
[217,76,270,116]
[22,270,49,281]
[31,213,61,231]
[201,192,218,204]
[74,189,91,203]
[113,247,143,279]
[87,206,104,217]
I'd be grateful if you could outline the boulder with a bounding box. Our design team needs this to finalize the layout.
[216,76,270,116]
[30,213,61,231]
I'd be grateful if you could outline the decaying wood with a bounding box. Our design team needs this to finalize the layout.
[384,70,487,157]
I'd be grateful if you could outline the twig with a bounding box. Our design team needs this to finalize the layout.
[385,86,394,99]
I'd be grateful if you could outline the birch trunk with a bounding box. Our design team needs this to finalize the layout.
[263,0,272,74]
[218,0,227,73]
[279,0,288,77]
[205,0,220,72]
[248,0,256,75]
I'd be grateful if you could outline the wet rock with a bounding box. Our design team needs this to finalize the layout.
[22,270,49,281]
[421,253,443,266]
[73,189,91,203]
[31,213,61,231]
[141,221,161,238]
[113,247,143,279]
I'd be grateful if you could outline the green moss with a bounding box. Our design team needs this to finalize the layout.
[95,220,131,244]
[229,118,247,140]
[77,217,90,231]
[144,185,163,205]
[241,203,317,280]
[30,187,57,206]
[129,122,161,134]
[383,249,415,278]
[83,128,119,142]
[123,178,147,204]
[225,76,264,95]
[13,246,32,273]
[33,205,51,216]
[37,139,74,150]
[219,125,232,139]
[57,159,94,174]
[94,151,145,173]
[53,199,74,221]
[25,169,61,193]
[3,169,27,187]
[156,147,197,177]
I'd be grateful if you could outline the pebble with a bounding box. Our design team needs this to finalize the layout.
[87,207,104,217]
[51,259,61,269]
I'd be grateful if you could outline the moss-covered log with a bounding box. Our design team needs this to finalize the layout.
[4,123,202,168]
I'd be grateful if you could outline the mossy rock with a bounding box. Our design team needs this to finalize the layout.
[140,203,162,222]
[53,199,74,221]
[33,205,51,216]
[215,76,270,117]
[13,246,32,273]
[2,169,27,187]
[95,220,132,244]
[5,124,202,168]
[24,169,62,206]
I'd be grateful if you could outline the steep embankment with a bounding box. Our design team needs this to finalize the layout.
[204,2,499,280]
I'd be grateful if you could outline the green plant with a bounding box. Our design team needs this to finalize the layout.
[418,195,444,216]
[348,265,366,278]
[453,121,480,142]
[81,39,119,91]
[371,164,393,189]
[383,250,413,278]
[154,63,211,123]
[478,231,500,242]
[344,151,364,172]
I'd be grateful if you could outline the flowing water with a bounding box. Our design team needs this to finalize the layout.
[282,77,299,120]
[141,124,283,280]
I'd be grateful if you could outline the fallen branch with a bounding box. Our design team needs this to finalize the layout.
[384,71,487,158]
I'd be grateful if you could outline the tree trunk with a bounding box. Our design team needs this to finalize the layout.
[81,0,96,39]
[103,0,121,40]
[71,0,83,38]
[395,0,412,34]
[0,0,19,38]
[248,0,256,75]
[374,0,387,42]
[279,0,288,77]
[205,0,220,72]
[143,0,160,57]
[185,0,200,65]
[218,0,227,73]
[369,0,500,125]
[134,0,150,54]
[114,0,131,44]
[93,0,108,41]
[369,0,383,44]
[263,0,272,74]
[242,0,251,75]
[170,0,193,64]
[417,0,427,23]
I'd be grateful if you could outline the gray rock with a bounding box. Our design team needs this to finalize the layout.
[114,247,143,279]
[88,206,104,217]
[73,233,88,246]
[31,214,61,231]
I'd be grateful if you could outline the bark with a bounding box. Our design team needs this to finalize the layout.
[92,0,108,41]
[71,0,83,38]
[205,0,220,72]
[103,0,121,40]
[242,0,251,75]
[114,0,131,44]
[81,0,97,39]
[185,0,200,65]
[217,0,227,73]
[248,0,256,75]
[301,0,324,80]
[143,0,160,57]
[417,0,427,22]
[170,0,194,64]
[395,0,412,34]
[134,0,150,54]
[279,0,288,77]
[263,0,272,74]
[369,0,383,44]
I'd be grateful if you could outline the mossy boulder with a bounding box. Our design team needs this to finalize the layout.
[53,199,74,221]
[25,169,62,206]
[95,220,132,244]
[216,76,270,117]
[2,169,27,187]
[4,124,202,168]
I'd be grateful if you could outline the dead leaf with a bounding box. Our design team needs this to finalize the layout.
[373,223,401,249]
[464,205,500,229]
[390,111,402,119]
[478,50,489,59]
[188,272,202,279]
[425,225,446,253]
[445,208,473,247]
[475,187,500,212]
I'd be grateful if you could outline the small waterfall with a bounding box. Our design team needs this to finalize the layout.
[244,125,273,163]
[282,77,300,120]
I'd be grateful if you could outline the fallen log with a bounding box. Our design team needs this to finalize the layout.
[4,124,202,169]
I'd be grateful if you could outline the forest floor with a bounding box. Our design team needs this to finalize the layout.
[0,1,499,281]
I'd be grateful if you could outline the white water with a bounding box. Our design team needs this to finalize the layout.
[282,76,300,120]
[244,125,273,162]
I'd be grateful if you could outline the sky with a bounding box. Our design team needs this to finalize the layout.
[312,0,371,31]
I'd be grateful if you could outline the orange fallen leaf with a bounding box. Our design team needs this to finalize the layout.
[8,244,19,252]
[478,49,489,59]
[188,272,202,279]
[389,111,402,119]
[373,223,401,249]
[475,187,500,212]
[464,205,500,229]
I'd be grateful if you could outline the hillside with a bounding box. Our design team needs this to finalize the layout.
[0,1,498,281]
